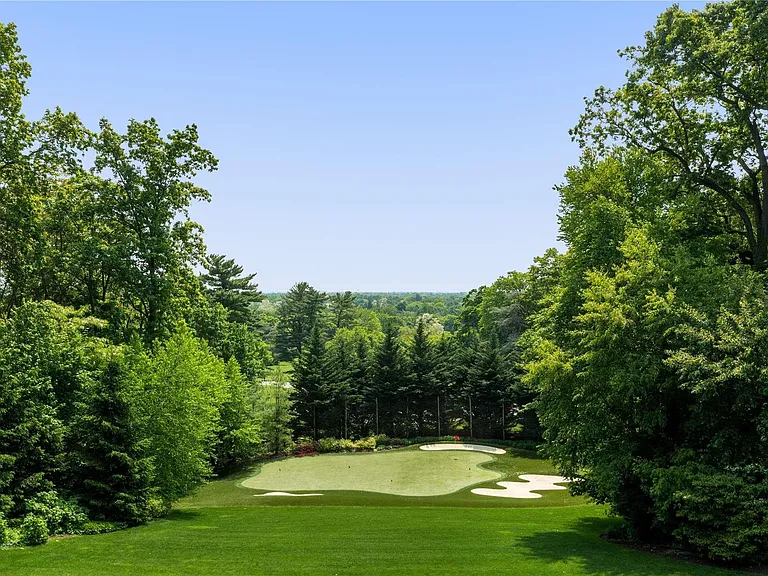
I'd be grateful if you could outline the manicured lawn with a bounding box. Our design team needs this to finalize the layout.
[185,446,584,508]
[241,448,502,496]
[265,362,294,377]
[0,506,745,576]
[0,446,749,575]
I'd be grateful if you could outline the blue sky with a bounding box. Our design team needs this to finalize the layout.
[5,1,702,292]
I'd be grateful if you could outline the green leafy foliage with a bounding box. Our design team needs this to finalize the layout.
[0,513,9,546]
[524,142,768,562]
[25,491,87,535]
[213,360,263,472]
[19,515,48,546]
[0,302,92,517]
[573,0,768,268]
[130,327,228,503]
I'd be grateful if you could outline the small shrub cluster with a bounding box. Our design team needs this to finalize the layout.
[0,491,134,548]
[292,436,379,456]
[317,437,377,453]
[293,438,320,457]
[20,516,49,546]
[25,491,88,536]
[0,514,9,547]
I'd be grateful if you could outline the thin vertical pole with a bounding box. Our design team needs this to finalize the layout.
[375,397,379,435]
[437,395,441,437]
[405,396,409,438]
[502,399,506,441]
[344,401,348,439]
[313,404,317,442]
[469,396,473,439]
[274,378,280,454]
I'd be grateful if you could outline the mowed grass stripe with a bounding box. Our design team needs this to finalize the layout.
[0,506,746,576]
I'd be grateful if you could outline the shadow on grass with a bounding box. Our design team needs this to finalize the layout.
[164,509,203,522]
[516,517,741,576]
[506,448,547,460]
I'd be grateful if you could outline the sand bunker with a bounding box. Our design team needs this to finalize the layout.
[471,474,569,498]
[419,443,506,455]
[254,492,323,497]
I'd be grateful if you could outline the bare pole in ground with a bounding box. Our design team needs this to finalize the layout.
[274,375,281,454]
[437,395,441,437]
[375,397,379,435]
[502,399,506,441]
[469,396,473,439]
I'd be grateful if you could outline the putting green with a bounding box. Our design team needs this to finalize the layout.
[240,449,502,496]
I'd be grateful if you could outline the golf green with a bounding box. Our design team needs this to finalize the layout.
[241,449,501,496]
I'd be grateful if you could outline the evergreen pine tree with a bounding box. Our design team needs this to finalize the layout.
[324,335,354,438]
[407,317,437,435]
[70,359,155,524]
[329,291,356,332]
[372,322,406,436]
[292,325,327,440]
[200,254,262,325]
[275,282,327,360]
[466,336,509,438]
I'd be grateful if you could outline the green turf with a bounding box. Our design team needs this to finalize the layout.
[0,506,747,575]
[183,446,584,508]
[241,448,502,496]
[265,362,294,377]
[0,446,749,575]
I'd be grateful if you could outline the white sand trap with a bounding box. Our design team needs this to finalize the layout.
[471,474,570,498]
[254,492,323,497]
[419,443,506,455]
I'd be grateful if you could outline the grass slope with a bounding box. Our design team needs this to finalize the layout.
[0,506,746,576]
[241,449,501,496]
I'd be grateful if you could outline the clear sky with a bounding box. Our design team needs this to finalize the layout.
[5,1,702,292]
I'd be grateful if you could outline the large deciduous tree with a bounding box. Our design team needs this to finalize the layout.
[0,23,88,315]
[93,118,217,341]
[573,0,768,268]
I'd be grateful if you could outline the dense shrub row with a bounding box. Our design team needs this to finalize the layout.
[291,437,378,456]
[286,435,541,457]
